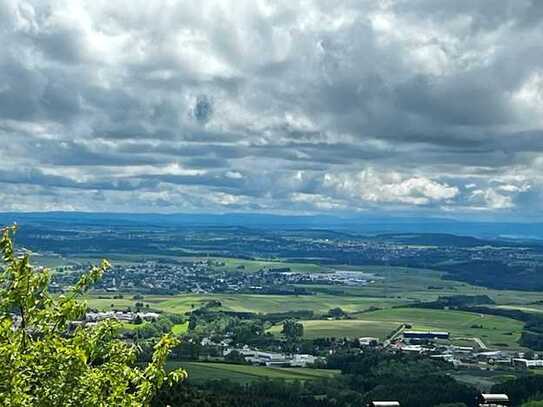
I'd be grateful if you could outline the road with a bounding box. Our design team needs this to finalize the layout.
[384,324,406,347]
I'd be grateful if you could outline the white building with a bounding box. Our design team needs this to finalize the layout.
[291,354,319,367]
[359,337,379,346]
[513,358,543,368]
[85,311,159,323]
[224,347,323,367]
[245,351,289,366]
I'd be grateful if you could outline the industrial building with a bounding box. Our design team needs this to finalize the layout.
[403,330,449,340]
[512,358,543,368]
[477,393,510,406]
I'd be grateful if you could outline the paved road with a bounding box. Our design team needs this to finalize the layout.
[384,324,406,348]
[471,337,488,350]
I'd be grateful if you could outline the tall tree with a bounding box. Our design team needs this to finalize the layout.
[281,319,304,341]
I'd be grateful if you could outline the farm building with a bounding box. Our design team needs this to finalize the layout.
[477,393,510,406]
[512,358,543,368]
[225,347,323,367]
[403,330,449,340]
[245,351,288,366]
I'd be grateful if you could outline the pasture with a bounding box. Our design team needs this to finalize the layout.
[171,322,189,335]
[208,257,330,274]
[269,319,400,340]
[307,265,543,306]
[83,292,401,315]
[153,293,401,314]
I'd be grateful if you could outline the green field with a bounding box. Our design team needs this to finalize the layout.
[166,362,340,383]
[83,295,166,311]
[119,321,139,331]
[172,322,189,335]
[491,304,543,314]
[83,293,401,315]
[269,319,400,340]
[208,257,330,274]
[302,265,543,306]
[154,293,401,314]
[353,307,525,349]
[84,297,133,310]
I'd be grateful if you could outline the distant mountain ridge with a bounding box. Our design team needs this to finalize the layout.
[0,211,542,240]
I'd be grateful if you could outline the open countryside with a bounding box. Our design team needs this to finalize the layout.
[81,263,540,343]
[6,214,543,406]
[5,1,543,405]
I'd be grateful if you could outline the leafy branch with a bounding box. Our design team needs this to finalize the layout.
[0,225,187,406]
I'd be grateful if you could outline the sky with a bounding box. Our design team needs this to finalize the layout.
[1,0,543,219]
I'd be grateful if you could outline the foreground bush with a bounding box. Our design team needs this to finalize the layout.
[0,226,186,406]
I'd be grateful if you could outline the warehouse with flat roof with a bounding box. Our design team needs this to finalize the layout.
[477,393,510,406]
[403,331,449,340]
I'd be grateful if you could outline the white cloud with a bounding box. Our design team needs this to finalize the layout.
[323,169,459,206]
[470,188,514,210]
[513,71,543,126]
[290,192,346,210]
[498,184,531,193]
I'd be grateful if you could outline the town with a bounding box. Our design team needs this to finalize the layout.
[51,260,375,294]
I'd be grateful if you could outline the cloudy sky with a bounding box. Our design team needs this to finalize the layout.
[1,0,543,219]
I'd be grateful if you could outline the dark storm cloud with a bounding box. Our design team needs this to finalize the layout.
[0,58,46,121]
[0,0,542,216]
[394,74,512,126]
[192,95,213,125]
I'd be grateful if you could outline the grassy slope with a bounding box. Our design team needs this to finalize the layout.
[83,293,400,314]
[83,295,167,310]
[172,322,189,335]
[269,319,400,340]
[304,265,543,306]
[491,304,543,314]
[166,361,340,384]
[209,257,330,273]
[63,254,330,274]
[154,293,401,314]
